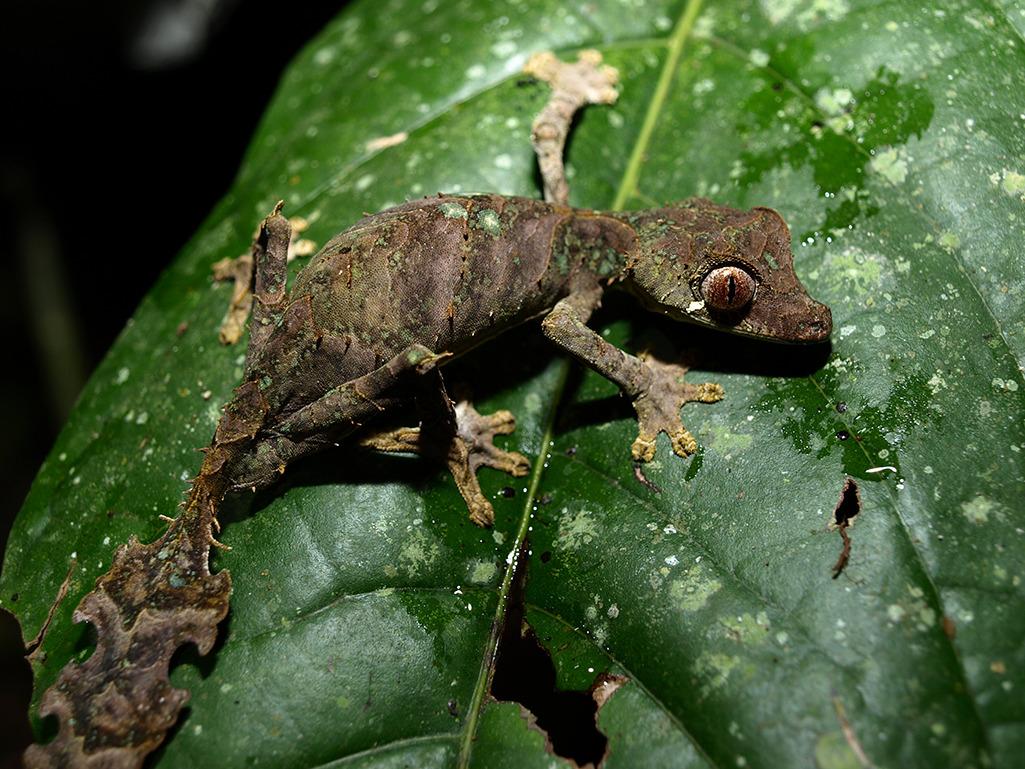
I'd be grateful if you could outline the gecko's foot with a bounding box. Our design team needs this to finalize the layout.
[630,353,724,463]
[449,401,531,526]
[359,400,529,527]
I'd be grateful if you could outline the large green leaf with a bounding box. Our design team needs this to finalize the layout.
[4,0,1024,767]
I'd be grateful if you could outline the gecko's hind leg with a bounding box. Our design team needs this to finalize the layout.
[360,372,529,527]
[226,344,447,492]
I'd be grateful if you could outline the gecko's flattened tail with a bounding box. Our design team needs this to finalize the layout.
[26,203,287,766]
[25,479,231,769]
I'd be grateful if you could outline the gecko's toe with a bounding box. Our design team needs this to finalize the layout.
[468,500,496,528]
[485,449,531,477]
[692,382,725,403]
[631,432,658,463]
[629,355,723,466]
[446,400,531,525]
[669,429,698,458]
[479,408,517,436]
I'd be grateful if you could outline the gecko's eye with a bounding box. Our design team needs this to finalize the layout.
[701,266,756,312]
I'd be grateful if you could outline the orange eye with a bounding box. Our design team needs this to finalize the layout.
[701,266,756,312]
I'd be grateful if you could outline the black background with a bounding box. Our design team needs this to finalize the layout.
[0,0,344,762]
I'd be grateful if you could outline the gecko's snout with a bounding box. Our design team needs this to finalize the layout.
[795,303,833,343]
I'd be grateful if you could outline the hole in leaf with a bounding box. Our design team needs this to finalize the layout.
[491,541,625,767]
[831,478,861,579]
[0,607,34,754]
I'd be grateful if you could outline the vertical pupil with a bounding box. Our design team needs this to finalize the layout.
[727,273,736,303]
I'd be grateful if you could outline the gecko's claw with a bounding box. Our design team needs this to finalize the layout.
[629,354,723,463]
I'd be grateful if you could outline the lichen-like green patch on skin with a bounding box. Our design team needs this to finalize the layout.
[552,241,571,275]
[555,507,600,550]
[591,246,623,279]
[961,495,995,524]
[668,564,722,612]
[438,201,469,219]
[472,208,502,236]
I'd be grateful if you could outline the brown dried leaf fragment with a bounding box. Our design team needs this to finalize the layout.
[590,672,628,710]
[212,250,254,345]
[830,478,861,579]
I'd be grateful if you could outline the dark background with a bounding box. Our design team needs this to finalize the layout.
[0,0,344,762]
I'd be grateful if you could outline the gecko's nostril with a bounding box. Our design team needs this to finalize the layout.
[806,303,833,340]
[799,311,832,341]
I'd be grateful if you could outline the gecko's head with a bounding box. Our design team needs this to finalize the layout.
[623,199,831,343]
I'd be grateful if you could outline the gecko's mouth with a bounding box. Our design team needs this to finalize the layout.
[693,297,832,344]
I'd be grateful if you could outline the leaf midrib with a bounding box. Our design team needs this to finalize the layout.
[455,359,571,768]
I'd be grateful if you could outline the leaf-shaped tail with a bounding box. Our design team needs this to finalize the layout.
[26,217,276,768]
[24,473,231,769]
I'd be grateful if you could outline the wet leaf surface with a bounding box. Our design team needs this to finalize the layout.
[4,0,1025,767]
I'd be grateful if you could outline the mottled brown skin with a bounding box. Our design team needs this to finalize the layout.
[26,192,830,768]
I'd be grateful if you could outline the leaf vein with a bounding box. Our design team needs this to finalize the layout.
[307,732,459,769]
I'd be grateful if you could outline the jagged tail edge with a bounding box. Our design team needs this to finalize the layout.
[24,528,231,769]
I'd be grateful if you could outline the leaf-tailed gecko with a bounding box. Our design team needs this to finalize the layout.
[26,51,831,768]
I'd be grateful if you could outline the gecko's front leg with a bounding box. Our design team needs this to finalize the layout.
[542,284,723,463]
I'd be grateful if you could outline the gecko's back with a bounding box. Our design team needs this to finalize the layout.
[293,194,573,367]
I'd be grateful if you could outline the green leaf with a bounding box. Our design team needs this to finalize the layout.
[4,0,1025,767]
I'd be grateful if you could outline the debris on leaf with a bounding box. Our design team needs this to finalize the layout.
[830,478,861,579]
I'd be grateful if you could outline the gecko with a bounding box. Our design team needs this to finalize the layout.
[25,51,831,768]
